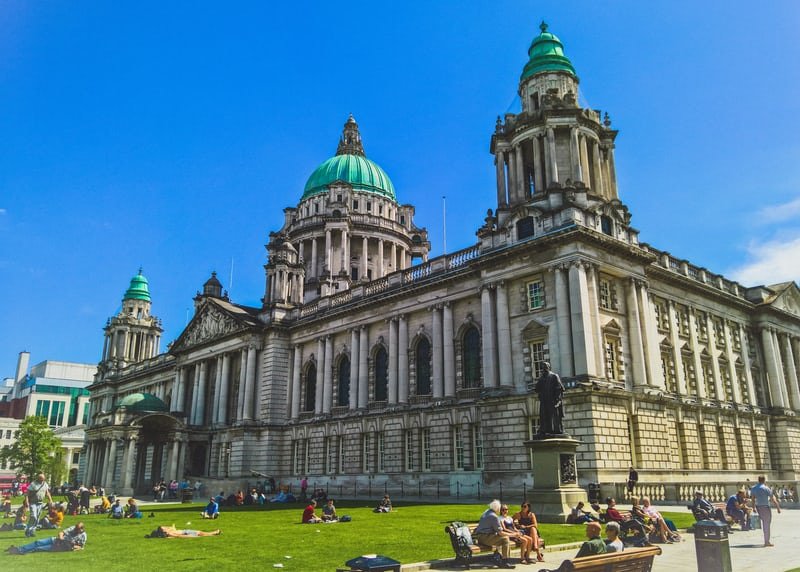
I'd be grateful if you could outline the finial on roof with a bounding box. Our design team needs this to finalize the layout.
[539,21,548,33]
[336,114,366,157]
[138,266,143,274]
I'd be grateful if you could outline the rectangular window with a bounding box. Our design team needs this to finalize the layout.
[529,339,549,379]
[338,436,344,474]
[604,335,622,380]
[72,452,80,464]
[453,425,464,470]
[5,430,10,439]
[377,432,385,472]
[654,300,670,332]
[683,356,697,395]
[366,202,372,212]
[293,440,305,475]
[696,311,708,341]
[714,318,726,348]
[49,401,65,426]
[353,200,359,210]
[328,436,337,474]
[421,428,431,471]
[36,400,51,421]
[598,278,619,311]
[405,430,415,472]
[676,306,690,337]
[363,433,372,473]
[526,279,545,311]
[473,424,484,470]
[662,352,677,393]
[702,361,716,399]
[337,194,342,203]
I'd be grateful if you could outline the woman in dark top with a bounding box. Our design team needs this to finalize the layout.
[513,501,544,562]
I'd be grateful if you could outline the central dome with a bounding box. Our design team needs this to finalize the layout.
[301,115,397,202]
[302,154,396,202]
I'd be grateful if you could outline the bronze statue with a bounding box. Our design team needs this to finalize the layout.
[534,362,564,435]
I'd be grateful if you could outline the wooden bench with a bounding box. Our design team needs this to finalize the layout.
[445,522,499,569]
[537,545,662,572]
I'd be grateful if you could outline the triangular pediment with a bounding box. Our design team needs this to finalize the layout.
[521,317,549,338]
[768,282,800,317]
[170,300,255,353]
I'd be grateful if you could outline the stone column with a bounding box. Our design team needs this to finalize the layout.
[84,441,95,486]
[311,237,318,278]
[398,315,409,403]
[120,437,137,493]
[432,306,444,397]
[508,147,518,198]
[244,346,259,419]
[236,350,247,421]
[315,338,325,414]
[390,242,397,273]
[626,279,647,386]
[553,265,572,376]
[532,136,544,193]
[324,229,332,274]
[211,356,223,424]
[496,282,513,387]
[570,127,582,182]
[349,330,359,410]
[480,286,498,387]
[175,438,186,482]
[378,239,384,277]
[668,302,687,394]
[761,328,786,408]
[388,318,398,404]
[322,336,333,414]
[686,310,705,398]
[104,437,118,488]
[218,353,230,425]
[291,346,302,419]
[592,140,604,196]
[197,361,208,425]
[772,329,791,407]
[167,439,180,481]
[723,321,742,403]
[171,368,183,413]
[579,134,590,188]
[607,146,618,197]
[443,304,455,397]
[495,150,507,206]
[639,283,665,388]
[705,315,724,400]
[342,229,349,275]
[191,365,201,425]
[362,236,368,280]
[358,326,369,408]
[515,144,525,202]
[568,262,597,376]
[781,333,800,411]
[739,324,756,404]
[546,127,559,184]
[584,264,605,376]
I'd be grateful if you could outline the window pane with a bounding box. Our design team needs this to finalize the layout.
[416,338,431,395]
[375,348,388,401]
[463,328,481,388]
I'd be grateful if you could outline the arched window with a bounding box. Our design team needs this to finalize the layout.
[304,364,316,412]
[415,338,432,395]
[337,357,350,407]
[463,327,482,389]
[374,347,388,401]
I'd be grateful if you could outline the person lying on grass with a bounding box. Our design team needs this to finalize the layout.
[6,522,86,554]
[145,525,222,538]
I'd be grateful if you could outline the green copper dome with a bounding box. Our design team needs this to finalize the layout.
[521,21,577,81]
[301,115,397,202]
[123,269,151,302]
[302,154,396,202]
[115,392,168,413]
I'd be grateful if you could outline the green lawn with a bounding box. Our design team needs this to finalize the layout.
[0,502,694,571]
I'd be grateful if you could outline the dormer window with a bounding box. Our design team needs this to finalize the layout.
[601,215,613,236]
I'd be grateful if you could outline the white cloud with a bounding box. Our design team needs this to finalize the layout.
[729,234,800,285]
[757,197,800,224]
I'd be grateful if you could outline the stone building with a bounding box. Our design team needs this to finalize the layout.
[85,24,800,502]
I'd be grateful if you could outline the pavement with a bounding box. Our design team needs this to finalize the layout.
[404,505,800,572]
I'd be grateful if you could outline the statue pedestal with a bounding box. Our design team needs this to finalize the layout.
[524,436,587,523]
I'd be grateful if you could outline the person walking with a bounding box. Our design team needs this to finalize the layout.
[25,473,53,537]
[750,475,781,547]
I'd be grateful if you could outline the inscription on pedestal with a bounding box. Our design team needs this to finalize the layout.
[560,453,576,485]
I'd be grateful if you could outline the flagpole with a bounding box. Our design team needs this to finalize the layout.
[442,195,447,255]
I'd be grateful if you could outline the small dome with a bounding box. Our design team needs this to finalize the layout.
[123,269,151,302]
[115,392,168,413]
[302,154,397,202]
[521,22,577,81]
[203,271,223,298]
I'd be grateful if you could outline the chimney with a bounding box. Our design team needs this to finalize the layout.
[15,351,30,383]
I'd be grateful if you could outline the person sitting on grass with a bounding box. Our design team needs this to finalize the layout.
[41,504,65,529]
[110,499,124,519]
[1,495,11,517]
[322,499,337,522]
[124,498,142,519]
[0,504,29,531]
[604,521,624,553]
[570,501,599,524]
[575,522,607,558]
[374,494,392,513]
[6,522,86,554]
[94,495,111,514]
[302,499,322,524]
[202,497,220,519]
[145,525,221,538]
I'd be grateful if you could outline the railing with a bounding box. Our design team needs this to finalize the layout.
[299,300,319,318]
[365,277,389,296]
[329,290,352,307]
[402,263,431,283]
[447,245,480,270]
[644,243,746,300]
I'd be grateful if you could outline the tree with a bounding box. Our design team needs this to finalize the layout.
[0,416,63,482]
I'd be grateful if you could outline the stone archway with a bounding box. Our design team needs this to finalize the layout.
[128,413,185,495]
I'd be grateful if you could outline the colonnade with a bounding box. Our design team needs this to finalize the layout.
[171,345,259,426]
[495,125,617,208]
[760,326,800,410]
[297,230,411,281]
[101,327,160,363]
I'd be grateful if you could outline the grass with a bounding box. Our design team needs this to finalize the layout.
[0,501,695,571]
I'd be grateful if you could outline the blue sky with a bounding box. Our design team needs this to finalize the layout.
[1,1,798,377]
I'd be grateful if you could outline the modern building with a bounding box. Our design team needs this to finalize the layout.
[85,24,800,503]
[0,351,95,483]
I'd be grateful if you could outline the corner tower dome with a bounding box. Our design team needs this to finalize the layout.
[301,115,397,202]
[123,268,151,302]
[521,21,578,81]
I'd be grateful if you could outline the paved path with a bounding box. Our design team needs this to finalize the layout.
[409,507,800,572]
